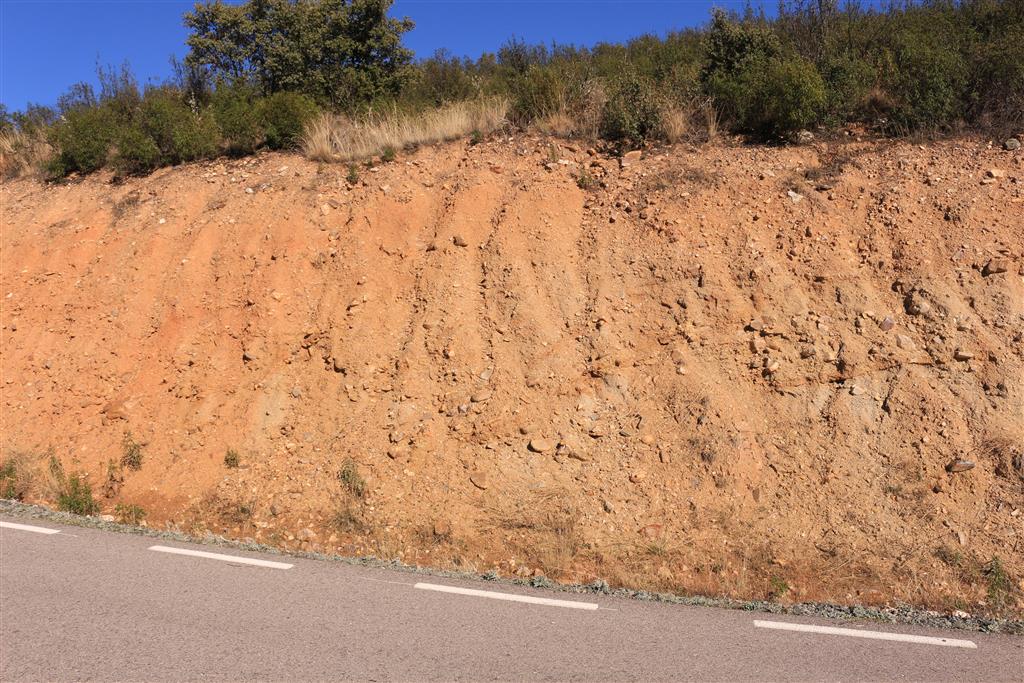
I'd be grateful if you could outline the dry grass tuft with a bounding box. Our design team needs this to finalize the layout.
[529,81,607,140]
[662,98,719,144]
[0,128,50,179]
[303,98,508,163]
[484,488,581,578]
[532,111,578,138]
[0,452,36,500]
[659,105,692,144]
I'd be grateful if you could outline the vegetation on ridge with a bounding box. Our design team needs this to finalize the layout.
[1,0,1021,179]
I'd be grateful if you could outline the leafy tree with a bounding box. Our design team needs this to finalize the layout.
[184,0,415,107]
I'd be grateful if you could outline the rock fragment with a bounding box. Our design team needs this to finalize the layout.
[470,389,493,403]
[620,150,642,168]
[982,258,1009,276]
[945,459,975,473]
[528,438,555,453]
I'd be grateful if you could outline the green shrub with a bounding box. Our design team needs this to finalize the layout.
[138,89,218,163]
[599,73,663,146]
[58,473,99,516]
[112,126,161,177]
[171,112,220,162]
[700,10,825,137]
[700,10,779,88]
[967,20,1024,129]
[47,105,117,176]
[260,91,319,150]
[212,84,265,155]
[706,54,825,137]
[224,448,240,468]
[885,25,969,132]
[756,56,826,135]
[819,53,876,125]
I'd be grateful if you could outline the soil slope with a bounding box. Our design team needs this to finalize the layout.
[2,135,1022,615]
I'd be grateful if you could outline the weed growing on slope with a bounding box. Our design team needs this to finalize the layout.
[48,455,99,516]
[338,458,366,498]
[0,453,35,500]
[986,557,1014,613]
[114,503,147,525]
[121,432,144,471]
[575,167,596,190]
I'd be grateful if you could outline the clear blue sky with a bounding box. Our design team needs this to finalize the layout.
[0,0,746,112]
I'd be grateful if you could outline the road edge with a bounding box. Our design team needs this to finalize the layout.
[2,498,1020,636]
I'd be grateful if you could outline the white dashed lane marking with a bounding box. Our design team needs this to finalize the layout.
[414,582,599,610]
[148,545,294,569]
[0,521,61,535]
[753,620,977,649]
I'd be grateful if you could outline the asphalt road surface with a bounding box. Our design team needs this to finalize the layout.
[1,516,1021,682]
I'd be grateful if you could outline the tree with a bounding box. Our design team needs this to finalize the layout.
[183,0,414,107]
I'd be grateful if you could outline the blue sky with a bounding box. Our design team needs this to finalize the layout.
[0,0,745,111]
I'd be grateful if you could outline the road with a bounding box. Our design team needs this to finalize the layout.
[1,516,1020,681]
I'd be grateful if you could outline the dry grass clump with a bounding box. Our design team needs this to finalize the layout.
[532,93,720,146]
[0,452,36,500]
[303,98,508,162]
[484,488,581,578]
[661,98,719,144]
[530,80,607,139]
[0,128,50,179]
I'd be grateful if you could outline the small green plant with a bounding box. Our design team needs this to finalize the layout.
[338,458,366,498]
[768,575,790,598]
[346,163,359,184]
[575,168,596,190]
[121,432,144,471]
[57,473,100,516]
[224,448,240,468]
[114,502,147,525]
[985,556,1013,612]
[380,145,396,162]
[469,129,483,145]
[545,143,559,164]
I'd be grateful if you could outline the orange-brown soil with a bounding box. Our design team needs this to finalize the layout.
[2,135,1022,615]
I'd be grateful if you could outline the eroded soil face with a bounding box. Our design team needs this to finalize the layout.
[3,136,1022,615]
